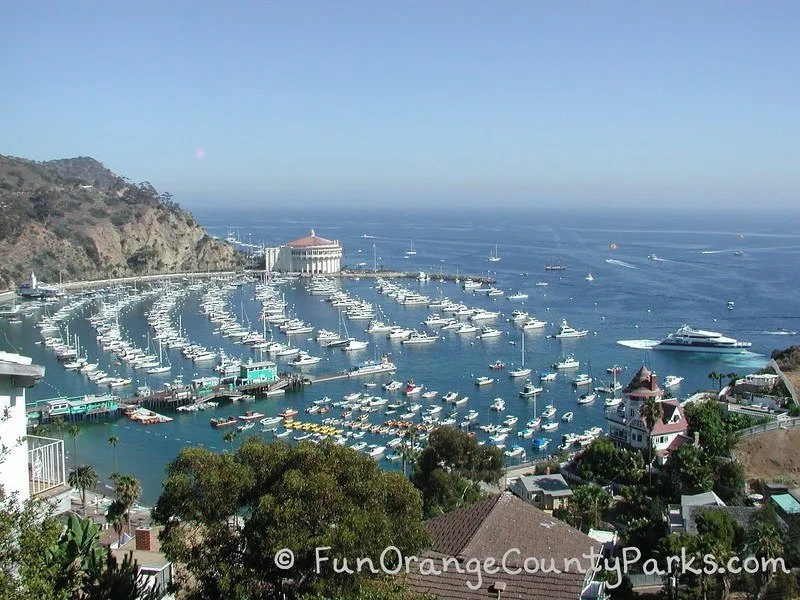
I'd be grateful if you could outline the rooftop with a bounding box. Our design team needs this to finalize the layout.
[404,492,601,599]
[514,474,574,497]
[0,351,45,386]
[772,493,800,515]
[286,229,339,248]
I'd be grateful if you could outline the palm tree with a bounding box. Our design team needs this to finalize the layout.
[640,397,664,492]
[400,429,419,478]
[53,416,65,440]
[726,372,739,388]
[68,425,80,467]
[707,371,724,393]
[222,429,237,451]
[106,499,127,548]
[111,473,142,535]
[108,435,120,473]
[67,464,98,515]
[750,521,784,599]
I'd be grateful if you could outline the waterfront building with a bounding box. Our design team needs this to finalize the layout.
[237,360,278,385]
[605,365,690,465]
[0,351,65,502]
[17,270,64,298]
[264,229,343,274]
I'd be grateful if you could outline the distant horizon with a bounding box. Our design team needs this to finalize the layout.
[4,2,799,210]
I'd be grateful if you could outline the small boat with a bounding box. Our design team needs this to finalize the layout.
[604,396,623,408]
[572,373,593,386]
[554,356,580,369]
[663,375,684,388]
[561,412,574,422]
[539,372,557,382]
[541,405,556,419]
[727,301,735,310]
[489,359,506,370]
[402,380,424,395]
[278,408,299,418]
[383,380,403,391]
[504,446,526,459]
[210,417,237,428]
[239,411,265,421]
[541,422,559,432]
[367,445,386,457]
[534,281,549,287]
[648,253,658,260]
[577,393,597,405]
[260,416,283,426]
[442,391,459,402]
[607,365,624,374]
[503,415,519,427]
[422,390,439,399]
[532,437,550,450]
[585,273,595,282]
[519,380,543,398]
[489,398,505,411]
[526,417,541,429]
[507,292,528,300]
[475,376,494,386]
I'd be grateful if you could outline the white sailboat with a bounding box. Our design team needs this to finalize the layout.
[147,340,171,374]
[489,244,501,262]
[509,331,532,378]
[405,240,417,256]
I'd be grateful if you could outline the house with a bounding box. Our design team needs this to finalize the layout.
[605,365,690,464]
[666,491,759,534]
[771,494,800,519]
[109,526,175,599]
[508,473,573,511]
[403,492,605,599]
[0,351,65,502]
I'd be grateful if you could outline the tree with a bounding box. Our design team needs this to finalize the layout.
[105,500,127,548]
[570,483,612,531]
[666,443,714,496]
[748,521,784,599]
[111,474,142,536]
[68,425,80,467]
[640,397,664,492]
[53,416,65,441]
[713,460,747,505]
[694,510,743,600]
[67,464,98,515]
[153,438,429,599]
[708,371,725,392]
[222,429,237,451]
[411,426,502,517]
[108,436,120,473]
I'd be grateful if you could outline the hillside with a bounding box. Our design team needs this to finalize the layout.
[0,155,243,291]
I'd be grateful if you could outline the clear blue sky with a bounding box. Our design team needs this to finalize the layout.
[3,1,799,209]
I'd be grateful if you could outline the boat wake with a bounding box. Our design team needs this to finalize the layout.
[761,330,798,336]
[605,259,638,269]
[700,250,727,254]
[617,339,659,349]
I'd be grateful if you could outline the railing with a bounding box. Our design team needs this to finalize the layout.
[770,359,799,407]
[737,416,800,438]
[28,435,66,496]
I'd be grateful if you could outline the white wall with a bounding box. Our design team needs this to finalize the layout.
[0,378,30,504]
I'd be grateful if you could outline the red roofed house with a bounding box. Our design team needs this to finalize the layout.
[605,365,690,465]
[266,229,343,274]
[403,492,605,599]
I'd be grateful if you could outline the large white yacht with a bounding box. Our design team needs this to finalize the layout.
[654,325,752,353]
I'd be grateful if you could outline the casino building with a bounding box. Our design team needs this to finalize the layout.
[265,230,342,274]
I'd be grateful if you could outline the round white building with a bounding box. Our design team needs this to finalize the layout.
[284,229,342,274]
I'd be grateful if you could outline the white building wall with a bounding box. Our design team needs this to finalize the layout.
[0,378,31,503]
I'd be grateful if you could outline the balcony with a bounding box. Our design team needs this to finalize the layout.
[28,435,66,496]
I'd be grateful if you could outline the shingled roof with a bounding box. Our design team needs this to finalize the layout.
[286,229,338,247]
[623,365,662,397]
[403,492,602,599]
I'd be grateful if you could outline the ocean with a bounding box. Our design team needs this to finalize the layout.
[3,206,800,505]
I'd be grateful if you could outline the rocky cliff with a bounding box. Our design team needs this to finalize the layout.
[0,155,242,291]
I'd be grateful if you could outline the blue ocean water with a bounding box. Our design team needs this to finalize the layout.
[3,206,800,504]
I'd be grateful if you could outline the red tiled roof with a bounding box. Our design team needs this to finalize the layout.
[286,229,337,247]
[651,400,687,436]
[404,492,602,599]
[657,434,692,456]
[623,365,662,397]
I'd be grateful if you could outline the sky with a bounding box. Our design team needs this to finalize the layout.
[3,1,799,210]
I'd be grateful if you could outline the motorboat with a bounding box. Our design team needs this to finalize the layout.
[503,415,519,427]
[561,411,574,422]
[478,326,502,339]
[541,422,559,432]
[654,325,752,353]
[539,372,557,382]
[519,380,543,397]
[341,339,369,351]
[607,365,624,374]
[402,380,423,395]
[541,405,556,419]
[555,319,588,338]
[553,356,580,369]
[585,273,595,282]
[521,318,547,330]
[509,310,529,322]
[442,391,459,402]
[475,376,494,386]
[604,396,623,408]
[489,359,506,370]
[278,408,299,418]
[532,437,550,450]
[507,292,528,300]
[572,373,592,386]
[663,375,684,388]
[291,352,322,366]
[401,331,439,344]
[504,446,526,459]
[526,417,541,429]
[422,390,439,399]
[577,393,597,405]
[489,398,505,411]
[239,411,265,421]
[382,380,403,391]
[260,416,283,426]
